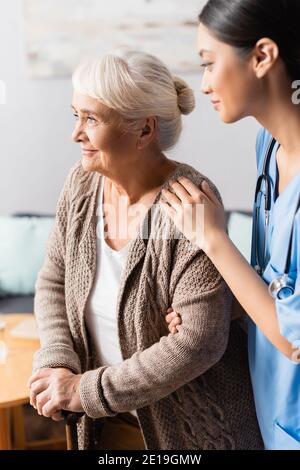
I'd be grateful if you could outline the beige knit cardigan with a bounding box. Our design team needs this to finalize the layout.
[33,161,263,450]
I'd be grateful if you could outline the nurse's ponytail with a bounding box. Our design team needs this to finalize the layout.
[199,0,300,83]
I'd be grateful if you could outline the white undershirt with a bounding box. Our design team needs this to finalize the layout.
[85,176,137,416]
[85,176,129,365]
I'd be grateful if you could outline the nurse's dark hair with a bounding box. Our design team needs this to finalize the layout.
[199,0,300,82]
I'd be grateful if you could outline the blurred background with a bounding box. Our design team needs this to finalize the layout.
[0,0,256,450]
[0,0,259,216]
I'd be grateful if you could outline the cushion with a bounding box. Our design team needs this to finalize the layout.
[0,216,54,297]
[227,212,253,263]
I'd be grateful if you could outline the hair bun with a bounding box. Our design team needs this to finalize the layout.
[173,76,196,115]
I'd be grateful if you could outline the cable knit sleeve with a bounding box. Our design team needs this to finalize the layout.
[79,240,232,419]
[33,163,82,374]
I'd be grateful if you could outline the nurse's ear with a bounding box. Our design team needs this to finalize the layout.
[252,38,279,79]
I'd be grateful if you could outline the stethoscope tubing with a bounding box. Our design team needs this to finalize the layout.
[254,137,300,296]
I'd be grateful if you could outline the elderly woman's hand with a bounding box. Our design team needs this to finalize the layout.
[28,368,83,420]
[166,307,182,334]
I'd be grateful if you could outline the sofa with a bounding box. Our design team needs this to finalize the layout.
[0,294,35,314]
[0,213,54,314]
[0,211,252,315]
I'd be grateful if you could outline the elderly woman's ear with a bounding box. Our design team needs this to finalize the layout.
[137,117,157,149]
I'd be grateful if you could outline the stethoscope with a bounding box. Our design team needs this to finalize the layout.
[254,137,300,300]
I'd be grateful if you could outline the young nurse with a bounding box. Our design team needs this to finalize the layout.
[161,0,300,450]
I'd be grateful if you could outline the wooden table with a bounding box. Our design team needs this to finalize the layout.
[0,313,39,450]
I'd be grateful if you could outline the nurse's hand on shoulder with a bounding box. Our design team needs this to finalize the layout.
[28,367,84,421]
[160,177,226,254]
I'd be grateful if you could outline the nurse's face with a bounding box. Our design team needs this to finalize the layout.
[198,23,259,123]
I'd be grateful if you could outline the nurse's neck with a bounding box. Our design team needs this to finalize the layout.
[255,74,300,164]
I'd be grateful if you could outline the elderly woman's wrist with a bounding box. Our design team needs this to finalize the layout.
[79,367,116,419]
[79,369,103,418]
[33,345,82,374]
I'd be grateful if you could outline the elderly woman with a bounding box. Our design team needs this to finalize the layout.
[28,48,262,450]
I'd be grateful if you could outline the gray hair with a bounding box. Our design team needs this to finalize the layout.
[72,48,195,151]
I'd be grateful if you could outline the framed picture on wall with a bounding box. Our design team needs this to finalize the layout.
[22,0,202,78]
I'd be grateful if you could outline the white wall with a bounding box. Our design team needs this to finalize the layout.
[0,0,260,215]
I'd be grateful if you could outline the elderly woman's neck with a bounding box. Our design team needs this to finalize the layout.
[106,151,177,205]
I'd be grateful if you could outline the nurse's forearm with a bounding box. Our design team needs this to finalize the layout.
[207,231,295,360]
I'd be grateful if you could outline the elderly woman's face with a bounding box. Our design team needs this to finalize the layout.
[71,92,137,174]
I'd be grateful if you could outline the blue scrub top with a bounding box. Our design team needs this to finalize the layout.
[249,128,300,450]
